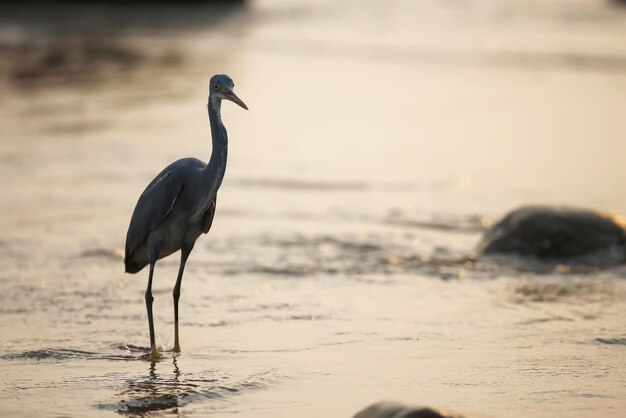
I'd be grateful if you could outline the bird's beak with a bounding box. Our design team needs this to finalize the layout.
[226,90,248,110]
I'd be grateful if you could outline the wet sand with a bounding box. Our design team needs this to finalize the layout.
[1,0,626,417]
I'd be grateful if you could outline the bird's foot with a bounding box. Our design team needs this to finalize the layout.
[173,342,181,354]
[140,345,163,362]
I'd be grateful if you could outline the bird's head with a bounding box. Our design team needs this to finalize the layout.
[209,74,248,110]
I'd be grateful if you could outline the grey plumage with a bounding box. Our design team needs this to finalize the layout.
[124,74,247,359]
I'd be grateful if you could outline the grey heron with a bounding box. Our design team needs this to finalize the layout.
[124,74,247,360]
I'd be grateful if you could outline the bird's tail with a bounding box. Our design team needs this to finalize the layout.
[124,257,146,274]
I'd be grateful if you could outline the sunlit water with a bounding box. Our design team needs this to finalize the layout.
[1,0,626,417]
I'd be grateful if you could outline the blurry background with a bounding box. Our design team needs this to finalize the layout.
[1,1,626,417]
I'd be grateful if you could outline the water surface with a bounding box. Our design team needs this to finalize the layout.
[1,0,626,417]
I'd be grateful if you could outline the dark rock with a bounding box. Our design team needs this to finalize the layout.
[354,402,465,418]
[478,206,626,260]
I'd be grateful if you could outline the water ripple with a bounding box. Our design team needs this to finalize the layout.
[2,348,135,362]
[594,337,626,346]
[99,366,287,417]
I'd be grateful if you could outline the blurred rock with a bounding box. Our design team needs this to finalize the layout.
[478,206,626,261]
[354,401,465,418]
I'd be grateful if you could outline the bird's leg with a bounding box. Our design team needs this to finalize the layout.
[145,262,162,360]
[173,244,193,353]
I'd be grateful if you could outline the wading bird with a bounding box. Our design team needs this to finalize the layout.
[124,74,247,361]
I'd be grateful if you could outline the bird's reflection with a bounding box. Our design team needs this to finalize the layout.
[116,357,189,417]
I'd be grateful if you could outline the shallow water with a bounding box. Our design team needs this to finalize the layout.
[1,0,626,417]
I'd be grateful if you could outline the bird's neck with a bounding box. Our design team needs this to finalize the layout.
[206,96,228,192]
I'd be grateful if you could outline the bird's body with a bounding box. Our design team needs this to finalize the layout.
[124,157,218,274]
[124,74,247,360]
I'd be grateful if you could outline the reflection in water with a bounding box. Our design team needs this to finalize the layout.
[111,358,284,417]
[116,359,192,417]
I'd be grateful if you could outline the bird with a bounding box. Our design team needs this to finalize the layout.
[124,74,248,361]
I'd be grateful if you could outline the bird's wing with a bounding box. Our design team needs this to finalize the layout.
[201,196,217,234]
[125,169,184,259]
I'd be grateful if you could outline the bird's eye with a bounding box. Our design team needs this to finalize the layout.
[213,84,219,91]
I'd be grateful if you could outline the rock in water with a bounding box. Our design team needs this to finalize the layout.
[354,401,465,418]
[478,206,626,260]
